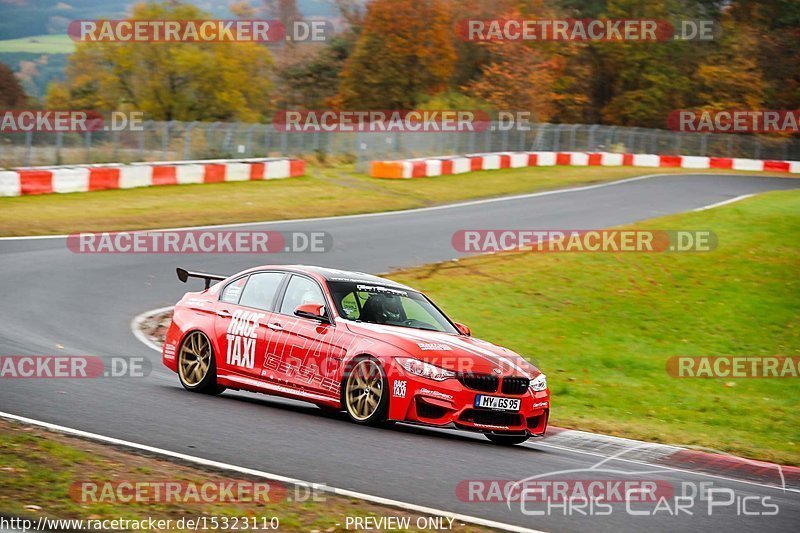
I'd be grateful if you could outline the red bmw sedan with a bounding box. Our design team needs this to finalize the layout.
[163,265,549,445]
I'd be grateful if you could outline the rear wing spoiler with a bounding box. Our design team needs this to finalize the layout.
[176,268,227,290]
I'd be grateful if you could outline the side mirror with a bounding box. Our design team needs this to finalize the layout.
[454,322,471,336]
[294,303,330,323]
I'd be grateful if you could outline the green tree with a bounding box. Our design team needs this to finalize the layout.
[46,1,274,121]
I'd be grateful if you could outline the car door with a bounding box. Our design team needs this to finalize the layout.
[214,271,286,380]
[262,274,348,397]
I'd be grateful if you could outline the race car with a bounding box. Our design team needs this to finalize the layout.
[162,265,549,445]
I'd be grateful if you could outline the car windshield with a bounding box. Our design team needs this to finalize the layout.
[327,281,457,334]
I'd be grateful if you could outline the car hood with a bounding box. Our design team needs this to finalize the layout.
[343,320,540,378]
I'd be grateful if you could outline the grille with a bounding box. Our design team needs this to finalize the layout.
[460,409,522,427]
[501,377,530,395]
[457,372,499,392]
[416,399,448,419]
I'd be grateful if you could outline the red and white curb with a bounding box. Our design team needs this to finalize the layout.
[542,426,800,491]
[370,151,800,178]
[0,157,306,197]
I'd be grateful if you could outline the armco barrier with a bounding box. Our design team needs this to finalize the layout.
[0,157,306,197]
[369,151,800,179]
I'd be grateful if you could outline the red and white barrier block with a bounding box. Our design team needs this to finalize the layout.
[0,157,306,197]
[369,151,800,178]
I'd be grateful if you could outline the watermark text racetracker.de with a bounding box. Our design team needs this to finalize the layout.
[273,110,536,133]
[457,18,717,42]
[668,109,800,133]
[69,19,332,43]
[69,479,329,505]
[459,477,780,517]
[67,230,332,254]
[0,356,150,378]
[452,229,717,253]
[1,110,144,133]
[667,356,800,378]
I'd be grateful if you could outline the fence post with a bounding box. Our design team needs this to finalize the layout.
[23,130,32,167]
[84,130,91,162]
[183,122,197,160]
[569,124,579,151]
[588,124,598,151]
[111,128,120,161]
[280,127,288,155]
[245,124,258,157]
[55,131,63,165]
[162,122,173,156]
[139,121,150,160]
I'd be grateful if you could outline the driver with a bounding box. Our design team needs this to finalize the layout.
[380,295,403,323]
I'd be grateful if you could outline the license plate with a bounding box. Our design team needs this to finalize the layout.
[474,395,521,412]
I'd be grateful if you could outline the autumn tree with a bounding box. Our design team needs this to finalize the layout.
[466,41,565,121]
[337,0,456,109]
[0,62,27,108]
[45,2,274,121]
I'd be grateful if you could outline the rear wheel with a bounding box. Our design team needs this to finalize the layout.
[178,331,225,395]
[343,358,389,426]
[485,434,529,446]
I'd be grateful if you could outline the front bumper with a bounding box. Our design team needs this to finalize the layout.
[387,373,550,436]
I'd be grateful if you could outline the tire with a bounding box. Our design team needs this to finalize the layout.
[485,434,529,446]
[342,357,389,426]
[177,331,226,395]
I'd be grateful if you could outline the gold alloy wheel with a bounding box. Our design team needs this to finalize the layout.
[345,359,384,421]
[178,332,211,387]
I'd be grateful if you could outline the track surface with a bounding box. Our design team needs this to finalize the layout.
[1,174,798,532]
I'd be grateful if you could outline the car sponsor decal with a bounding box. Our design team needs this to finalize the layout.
[355,284,409,297]
[417,342,452,351]
[260,319,376,394]
[393,380,407,398]
[419,387,453,401]
[225,309,265,369]
[163,343,176,360]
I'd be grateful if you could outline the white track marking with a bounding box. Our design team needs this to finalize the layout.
[0,172,739,241]
[130,305,174,353]
[693,193,755,211]
[0,411,546,533]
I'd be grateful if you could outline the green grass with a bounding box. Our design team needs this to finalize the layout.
[390,190,800,465]
[0,420,482,532]
[0,34,75,54]
[0,163,792,236]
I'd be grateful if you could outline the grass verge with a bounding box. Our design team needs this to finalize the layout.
[0,34,75,54]
[0,163,793,237]
[0,419,485,532]
[390,189,800,465]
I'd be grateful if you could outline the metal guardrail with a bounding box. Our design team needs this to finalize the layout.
[2,121,798,172]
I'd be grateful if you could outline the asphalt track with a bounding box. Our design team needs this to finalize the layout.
[1,173,799,532]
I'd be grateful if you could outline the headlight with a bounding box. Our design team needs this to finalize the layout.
[530,373,547,391]
[397,357,456,382]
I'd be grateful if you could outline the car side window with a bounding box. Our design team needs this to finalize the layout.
[279,275,326,316]
[340,292,360,319]
[220,276,247,304]
[238,272,285,311]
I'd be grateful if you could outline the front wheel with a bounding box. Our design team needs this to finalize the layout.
[485,434,529,446]
[178,331,226,395]
[343,357,389,426]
